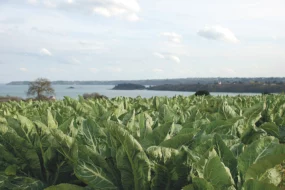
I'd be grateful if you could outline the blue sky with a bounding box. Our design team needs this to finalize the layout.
[0,0,284,82]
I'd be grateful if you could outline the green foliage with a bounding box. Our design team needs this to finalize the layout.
[195,90,210,96]
[1,95,285,189]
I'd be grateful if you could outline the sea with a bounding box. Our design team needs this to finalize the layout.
[0,84,260,99]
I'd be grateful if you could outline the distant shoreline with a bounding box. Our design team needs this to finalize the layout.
[6,77,285,86]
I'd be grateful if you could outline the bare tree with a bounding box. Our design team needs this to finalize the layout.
[27,78,55,99]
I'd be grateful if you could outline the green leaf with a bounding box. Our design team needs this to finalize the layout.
[213,134,238,184]
[150,164,170,190]
[204,156,235,189]
[146,146,182,165]
[238,136,284,179]
[182,178,215,190]
[44,183,86,190]
[50,128,78,162]
[259,167,282,186]
[259,122,279,138]
[137,112,153,141]
[74,144,119,190]
[5,165,17,176]
[221,101,239,119]
[0,173,45,190]
[243,103,264,126]
[48,110,57,128]
[159,133,194,149]
[244,143,285,185]
[242,179,280,190]
[0,128,42,179]
[109,122,151,190]
[159,104,177,123]
[141,122,174,149]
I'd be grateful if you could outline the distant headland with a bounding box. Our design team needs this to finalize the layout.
[6,77,285,86]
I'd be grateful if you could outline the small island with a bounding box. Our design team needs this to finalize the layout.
[113,83,146,90]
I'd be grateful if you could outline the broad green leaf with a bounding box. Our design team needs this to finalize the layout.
[159,104,177,123]
[0,128,42,179]
[75,160,116,190]
[259,167,281,186]
[141,122,174,149]
[5,165,17,176]
[238,136,284,178]
[182,178,215,190]
[50,128,78,162]
[243,103,264,126]
[204,156,235,189]
[150,164,170,190]
[48,110,57,128]
[74,144,121,189]
[221,101,239,119]
[0,173,45,190]
[213,134,238,184]
[159,133,194,149]
[0,144,18,165]
[259,122,279,138]
[146,146,182,165]
[44,183,86,190]
[244,143,285,184]
[137,112,153,141]
[109,122,151,190]
[242,179,280,190]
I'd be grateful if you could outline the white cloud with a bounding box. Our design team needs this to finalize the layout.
[198,25,239,43]
[222,68,236,74]
[78,40,108,53]
[92,0,140,21]
[153,52,165,59]
[43,0,57,8]
[161,32,182,43]
[127,14,139,22]
[40,48,52,56]
[27,0,37,5]
[19,68,28,72]
[89,68,98,73]
[152,68,164,73]
[48,68,64,73]
[105,66,122,73]
[153,52,180,63]
[27,0,140,21]
[168,55,180,63]
[69,57,81,64]
[31,27,66,36]
[93,7,112,17]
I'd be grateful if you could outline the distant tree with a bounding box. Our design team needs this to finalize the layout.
[195,90,210,96]
[27,78,55,99]
[262,91,272,95]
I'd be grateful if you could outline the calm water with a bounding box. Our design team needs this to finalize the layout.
[0,84,259,99]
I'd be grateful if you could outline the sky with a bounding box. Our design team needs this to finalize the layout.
[0,0,285,82]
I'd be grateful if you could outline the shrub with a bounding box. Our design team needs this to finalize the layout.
[83,93,107,100]
[262,91,272,95]
[195,90,210,96]
[0,96,23,102]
